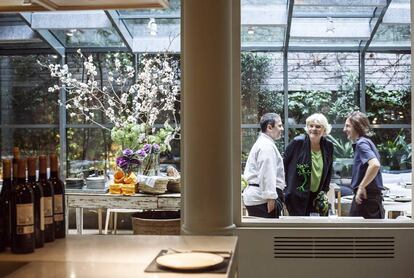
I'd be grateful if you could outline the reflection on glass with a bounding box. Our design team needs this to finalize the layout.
[124,18,179,38]
[52,28,124,48]
[0,129,58,156]
[0,55,59,125]
[66,128,113,177]
[371,24,411,47]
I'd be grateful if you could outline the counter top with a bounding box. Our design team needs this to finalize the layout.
[0,235,238,277]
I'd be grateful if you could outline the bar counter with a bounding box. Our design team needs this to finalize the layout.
[0,235,238,277]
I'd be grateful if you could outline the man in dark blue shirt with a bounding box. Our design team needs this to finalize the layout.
[343,112,384,219]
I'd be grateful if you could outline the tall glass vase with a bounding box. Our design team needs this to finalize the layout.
[139,153,160,176]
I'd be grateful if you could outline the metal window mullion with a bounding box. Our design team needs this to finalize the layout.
[59,54,67,180]
[0,124,59,128]
[289,124,411,129]
[283,51,289,147]
[362,0,392,54]
[134,53,139,83]
[283,0,294,53]
[359,51,366,112]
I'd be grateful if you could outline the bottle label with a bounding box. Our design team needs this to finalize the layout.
[16,203,34,235]
[40,197,45,231]
[54,194,63,214]
[54,214,64,222]
[44,196,54,224]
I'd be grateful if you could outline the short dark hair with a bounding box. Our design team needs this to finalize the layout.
[347,111,371,137]
[260,113,281,132]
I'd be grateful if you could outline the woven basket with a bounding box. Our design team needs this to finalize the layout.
[167,177,181,193]
[138,177,169,194]
[131,210,180,235]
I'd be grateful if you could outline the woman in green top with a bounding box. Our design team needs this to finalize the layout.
[283,113,334,216]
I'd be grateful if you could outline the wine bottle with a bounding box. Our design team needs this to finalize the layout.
[11,158,35,254]
[49,154,65,239]
[0,159,12,250]
[0,197,4,252]
[28,157,44,248]
[39,155,55,243]
[12,147,20,187]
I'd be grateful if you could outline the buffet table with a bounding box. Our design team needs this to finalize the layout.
[65,192,181,234]
[0,235,238,278]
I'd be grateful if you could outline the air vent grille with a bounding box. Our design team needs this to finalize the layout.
[274,236,395,258]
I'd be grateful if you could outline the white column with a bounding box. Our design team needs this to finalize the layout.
[181,0,236,234]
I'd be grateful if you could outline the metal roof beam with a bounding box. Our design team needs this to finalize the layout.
[20,12,65,56]
[0,24,41,43]
[283,0,294,53]
[118,13,180,20]
[294,0,387,7]
[105,10,133,52]
[361,0,392,54]
[30,11,112,29]
[292,12,374,18]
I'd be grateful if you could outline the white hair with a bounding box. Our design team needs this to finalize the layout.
[304,113,332,135]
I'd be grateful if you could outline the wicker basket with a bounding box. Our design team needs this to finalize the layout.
[138,177,169,194]
[167,177,181,193]
[131,210,180,235]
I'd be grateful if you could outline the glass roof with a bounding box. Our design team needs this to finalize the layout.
[51,28,125,48]
[0,0,410,54]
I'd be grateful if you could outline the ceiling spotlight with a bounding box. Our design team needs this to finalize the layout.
[66,29,78,37]
[22,0,32,6]
[326,17,335,34]
[247,27,255,36]
[147,18,158,36]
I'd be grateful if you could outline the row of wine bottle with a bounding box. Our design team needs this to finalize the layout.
[0,150,65,254]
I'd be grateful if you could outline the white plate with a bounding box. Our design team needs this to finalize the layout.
[394,196,412,202]
[156,252,224,270]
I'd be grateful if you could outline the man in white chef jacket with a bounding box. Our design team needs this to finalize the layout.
[243,113,286,218]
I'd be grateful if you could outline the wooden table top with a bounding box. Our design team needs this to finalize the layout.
[0,235,238,278]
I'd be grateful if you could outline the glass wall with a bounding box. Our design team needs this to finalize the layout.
[0,53,181,176]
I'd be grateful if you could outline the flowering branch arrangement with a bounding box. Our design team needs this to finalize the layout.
[42,50,180,154]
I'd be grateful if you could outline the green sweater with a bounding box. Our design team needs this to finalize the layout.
[310,150,323,192]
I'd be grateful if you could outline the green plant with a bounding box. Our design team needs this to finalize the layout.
[241,52,273,123]
[327,135,353,159]
[377,131,412,170]
[365,83,410,124]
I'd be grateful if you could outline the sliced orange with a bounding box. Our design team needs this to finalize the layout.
[114,169,125,183]
[121,184,135,195]
[124,172,137,184]
[109,183,122,194]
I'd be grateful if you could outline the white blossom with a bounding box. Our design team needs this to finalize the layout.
[45,50,180,150]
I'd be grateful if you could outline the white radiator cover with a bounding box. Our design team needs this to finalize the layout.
[236,227,414,278]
